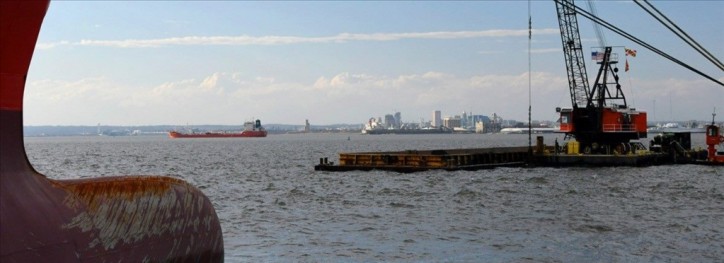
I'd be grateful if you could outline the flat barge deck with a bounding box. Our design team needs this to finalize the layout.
[314,135,717,173]
[316,146,533,173]
[314,146,679,173]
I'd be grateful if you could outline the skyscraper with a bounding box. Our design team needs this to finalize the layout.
[432,110,441,128]
[394,112,401,129]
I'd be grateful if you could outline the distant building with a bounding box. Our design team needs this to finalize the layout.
[459,112,491,130]
[384,114,395,129]
[443,116,461,129]
[488,113,503,133]
[394,112,401,129]
[432,110,442,128]
[469,115,491,132]
[475,121,485,133]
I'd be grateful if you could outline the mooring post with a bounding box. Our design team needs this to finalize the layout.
[536,136,545,155]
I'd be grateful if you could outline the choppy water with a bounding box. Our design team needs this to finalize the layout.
[24,133,723,262]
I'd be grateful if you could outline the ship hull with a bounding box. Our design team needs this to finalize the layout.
[1,1,223,261]
[169,130,267,138]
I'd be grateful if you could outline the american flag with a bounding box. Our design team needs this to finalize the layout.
[591,51,603,61]
[625,48,637,57]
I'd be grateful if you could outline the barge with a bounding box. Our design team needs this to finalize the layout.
[315,127,722,173]
[316,147,532,173]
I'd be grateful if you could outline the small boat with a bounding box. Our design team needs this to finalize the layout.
[169,119,267,138]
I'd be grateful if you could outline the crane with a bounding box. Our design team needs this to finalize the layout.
[554,0,648,154]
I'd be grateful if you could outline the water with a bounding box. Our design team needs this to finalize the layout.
[24,133,723,262]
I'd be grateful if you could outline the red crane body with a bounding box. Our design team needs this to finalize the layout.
[554,0,647,154]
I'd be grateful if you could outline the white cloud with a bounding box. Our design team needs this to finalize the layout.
[36,40,70,49]
[23,71,719,125]
[37,28,560,49]
[25,77,123,103]
[200,73,220,90]
[20,72,544,124]
[627,77,724,120]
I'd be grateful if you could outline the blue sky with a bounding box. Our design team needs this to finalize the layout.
[24,1,723,126]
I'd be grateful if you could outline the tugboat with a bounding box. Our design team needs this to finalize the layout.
[169,119,267,138]
[704,112,724,164]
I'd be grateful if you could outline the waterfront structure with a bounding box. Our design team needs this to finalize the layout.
[443,116,462,129]
[394,112,402,128]
[362,111,452,134]
[432,110,442,128]
[384,114,397,129]
[475,121,485,133]
[361,110,528,134]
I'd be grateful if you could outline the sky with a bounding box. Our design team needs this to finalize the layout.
[23,1,723,126]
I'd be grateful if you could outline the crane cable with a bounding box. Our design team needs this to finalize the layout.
[557,1,724,87]
[584,1,607,48]
[585,0,637,107]
[634,0,724,71]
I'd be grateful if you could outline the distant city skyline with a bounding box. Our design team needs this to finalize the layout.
[23,1,723,126]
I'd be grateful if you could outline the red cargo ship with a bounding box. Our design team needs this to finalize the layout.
[169,119,267,138]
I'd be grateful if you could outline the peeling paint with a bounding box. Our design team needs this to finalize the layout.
[59,176,217,252]
[2,1,223,261]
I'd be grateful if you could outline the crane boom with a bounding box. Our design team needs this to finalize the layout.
[554,0,590,109]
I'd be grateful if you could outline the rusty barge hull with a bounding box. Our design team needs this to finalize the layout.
[537,152,671,167]
[316,146,534,173]
[315,161,525,173]
[315,146,679,173]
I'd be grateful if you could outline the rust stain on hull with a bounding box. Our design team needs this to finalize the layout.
[58,176,220,253]
[1,1,224,261]
[59,176,180,211]
[2,112,224,261]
